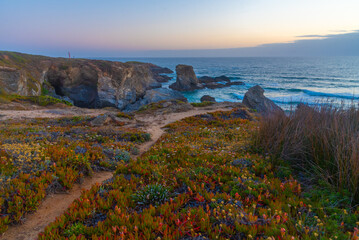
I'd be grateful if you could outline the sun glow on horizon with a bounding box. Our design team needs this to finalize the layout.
[1,0,358,56]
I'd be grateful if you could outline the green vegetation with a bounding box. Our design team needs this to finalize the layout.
[191,101,215,107]
[138,101,166,112]
[132,184,170,206]
[253,103,359,205]
[0,117,150,233]
[138,100,187,113]
[0,94,73,106]
[38,109,358,239]
[116,112,134,120]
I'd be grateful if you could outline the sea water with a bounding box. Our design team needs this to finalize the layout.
[99,57,359,110]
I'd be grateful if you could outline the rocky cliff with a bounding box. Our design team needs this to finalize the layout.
[0,51,182,110]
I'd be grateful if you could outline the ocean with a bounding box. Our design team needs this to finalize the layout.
[99,57,359,110]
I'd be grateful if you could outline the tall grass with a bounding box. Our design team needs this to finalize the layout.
[253,103,359,204]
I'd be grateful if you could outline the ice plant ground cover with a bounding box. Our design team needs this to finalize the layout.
[39,109,359,239]
[0,116,150,233]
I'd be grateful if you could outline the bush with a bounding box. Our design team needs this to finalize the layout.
[252,103,359,204]
[114,149,131,163]
[132,184,169,206]
[116,112,134,120]
[5,95,73,106]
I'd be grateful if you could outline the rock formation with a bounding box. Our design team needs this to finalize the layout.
[123,88,187,111]
[169,65,204,91]
[242,85,283,115]
[198,75,244,89]
[0,51,182,111]
[200,95,216,102]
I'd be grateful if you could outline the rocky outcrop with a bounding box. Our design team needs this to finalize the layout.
[169,65,204,91]
[242,85,283,115]
[198,75,230,83]
[124,88,187,112]
[129,62,173,83]
[200,95,216,102]
[198,75,244,89]
[0,51,183,111]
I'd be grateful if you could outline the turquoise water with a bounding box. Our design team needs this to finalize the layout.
[99,57,359,110]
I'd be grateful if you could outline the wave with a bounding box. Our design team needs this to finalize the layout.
[262,87,359,100]
[264,87,303,92]
[277,76,347,81]
[303,90,359,100]
[230,93,243,100]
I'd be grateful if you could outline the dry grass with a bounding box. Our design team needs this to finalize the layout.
[253,103,359,204]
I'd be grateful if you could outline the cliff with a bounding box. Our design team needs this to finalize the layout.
[0,51,179,110]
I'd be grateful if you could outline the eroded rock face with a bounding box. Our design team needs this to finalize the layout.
[169,65,204,91]
[0,52,181,111]
[242,85,283,115]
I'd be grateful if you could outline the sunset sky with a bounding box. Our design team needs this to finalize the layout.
[1,0,358,57]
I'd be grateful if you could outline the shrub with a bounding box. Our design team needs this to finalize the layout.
[116,112,134,120]
[132,184,169,206]
[114,149,131,163]
[63,222,86,237]
[191,101,214,107]
[5,95,73,106]
[252,103,359,204]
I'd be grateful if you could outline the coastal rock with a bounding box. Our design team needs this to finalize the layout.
[198,75,230,84]
[198,75,244,89]
[0,66,42,96]
[226,81,244,86]
[90,114,112,126]
[169,65,204,91]
[204,82,227,89]
[147,64,173,75]
[124,88,187,111]
[128,62,173,82]
[242,85,283,115]
[200,95,216,102]
[198,76,216,83]
[0,51,178,111]
[214,75,231,83]
[154,74,172,83]
[147,82,162,89]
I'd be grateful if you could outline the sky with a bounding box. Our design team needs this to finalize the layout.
[0,0,359,57]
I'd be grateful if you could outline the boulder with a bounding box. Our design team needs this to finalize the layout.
[242,85,283,115]
[169,65,204,91]
[200,95,216,102]
[90,114,112,126]
[124,88,187,111]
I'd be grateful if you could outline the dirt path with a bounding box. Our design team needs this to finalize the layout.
[0,107,108,120]
[1,106,233,240]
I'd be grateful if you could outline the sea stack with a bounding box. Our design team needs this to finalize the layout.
[169,64,204,91]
